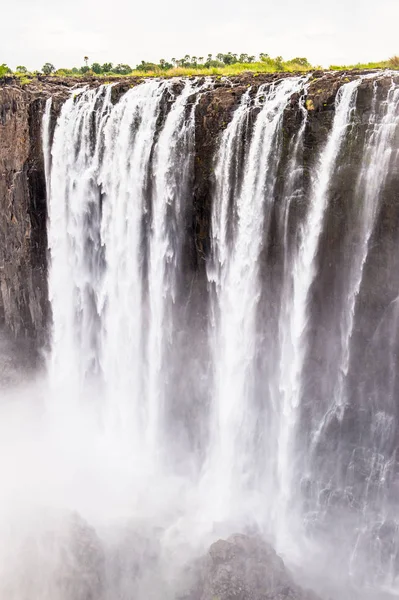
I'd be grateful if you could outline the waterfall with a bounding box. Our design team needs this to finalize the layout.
[146,79,201,458]
[33,73,399,598]
[47,85,114,397]
[206,76,308,525]
[97,80,169,450]
[43,79,209,522]
[206,72,399,590]
[337,80,399,405]
[275,80,361,548]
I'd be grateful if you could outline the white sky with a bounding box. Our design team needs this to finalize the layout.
[2,0,399,71]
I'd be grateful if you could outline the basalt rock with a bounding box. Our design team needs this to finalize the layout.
[182,534,321,600]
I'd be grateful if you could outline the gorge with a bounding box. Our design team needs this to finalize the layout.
[1,70,399,599]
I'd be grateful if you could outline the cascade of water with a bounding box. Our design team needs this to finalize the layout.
[146,79,202,459]
[343,80,399,588]
[46,85,114,401]
[207,88,251,287]
[273,91,308,548]
[335,80,399,408]
[274,80,362,549]
[206,77,307,524]
[287,79,361,415]
[97,80,169,449]
[45,78,207,485]
[42,97,52,194]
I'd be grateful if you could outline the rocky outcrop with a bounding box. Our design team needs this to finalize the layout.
[0,511,105,600]
[181,534,321,600]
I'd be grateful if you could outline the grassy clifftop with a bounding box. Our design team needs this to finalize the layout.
[2,54,399,86]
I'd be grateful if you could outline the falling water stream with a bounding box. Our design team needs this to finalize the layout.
[1,73,399,599]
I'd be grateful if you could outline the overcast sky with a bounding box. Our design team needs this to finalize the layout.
[2,0,399,70]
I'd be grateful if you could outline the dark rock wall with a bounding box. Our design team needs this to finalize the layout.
[0,85,48,355]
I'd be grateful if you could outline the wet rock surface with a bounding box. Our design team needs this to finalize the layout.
[182,534,321,600]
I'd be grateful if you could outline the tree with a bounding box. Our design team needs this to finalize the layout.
[0,63,11,77]
[289,57,310,67]
[102,63,113,72]
[42,63,55,75]
[223,52,237,65]
[84,56,89,66]
[80,65,90,74]
[16,65,27,73]
[113,63,132,74]
[136,60,158,72]
[91,62,102,74]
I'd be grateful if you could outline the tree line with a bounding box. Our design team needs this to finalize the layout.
[1,54,312,77]
[3,55,399,80]
[137,53,310,71]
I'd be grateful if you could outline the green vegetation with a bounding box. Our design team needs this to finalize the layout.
[329,56,399,70]
[133,53,312,75]
[1,54,399,81]
[0,54,314,80]
[42,62,55,75]
[0,63,12,77]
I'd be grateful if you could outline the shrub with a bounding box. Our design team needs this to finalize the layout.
[0,63,11,77]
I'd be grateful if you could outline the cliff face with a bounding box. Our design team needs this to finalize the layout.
[0,84,48,352]
[0,71,397,360]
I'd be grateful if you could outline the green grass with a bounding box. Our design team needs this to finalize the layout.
[128,61,314,77]
[44,57,399,79]
[5,55,399,82]
[50,60,315,81]
[329,56,399,71]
